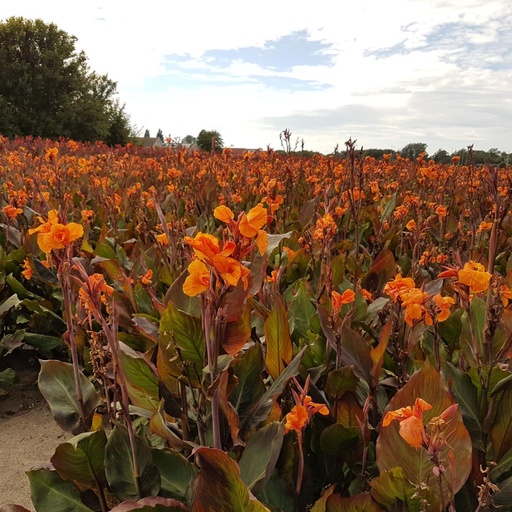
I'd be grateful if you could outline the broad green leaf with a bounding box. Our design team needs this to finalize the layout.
[160,302,204,370]
[369,467,422,511]
[23,332,63,352]
[340,327,373,384]
[490,389,512,462]
[51,430,107,490]
[239,422,284,493]
[326,493,384,511]
[244,346,306,431]
[320,424,361,460]
[118,345,159,412]
[376,360,472,503]
[105,425,160,502]
[149,400,196,452]
[27,468,93,511]
[152,449,196,500]
[163,268,199,316]
[493,475,512,508]
[287,279,319,343]
[442,363,483,450]
[230,343,266,421]
[325,366,359,399]
[38,360,101,433]
[264,295,292,380]
[192,447,270,512]
[0,293,21,316]
[110,497,188,511]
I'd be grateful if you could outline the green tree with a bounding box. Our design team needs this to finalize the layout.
[156,128,164,142]
[182,134,197,144]
[0,17,131,144]
[399,142,428,160]
[144,129,150,138]
[196,129,224,152]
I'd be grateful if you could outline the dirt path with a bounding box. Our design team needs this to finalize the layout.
[0,353,70,511]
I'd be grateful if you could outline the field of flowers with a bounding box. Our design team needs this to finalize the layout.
[1,135,512,511]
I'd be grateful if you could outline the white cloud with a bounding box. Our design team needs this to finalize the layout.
[1,0,512,153]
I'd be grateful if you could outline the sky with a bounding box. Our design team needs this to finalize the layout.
[2,1,512,155]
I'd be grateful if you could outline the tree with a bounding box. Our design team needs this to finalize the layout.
[182,134,197,144]
[156,128,164,142]
[0,17,131,144]
[399,142,428,160]
[196,129,224,152]
[144,129,150,138]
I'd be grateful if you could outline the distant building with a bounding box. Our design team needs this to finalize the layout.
[134,137,165,148]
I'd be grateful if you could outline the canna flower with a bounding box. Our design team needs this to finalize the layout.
[21,258,33,280]
[29,210,83,254]
[239,203,268,255]
[433,293,455,322]
[332,289,356,315]
[183,259,210,297]
[476,221,493,235]
[156,233,169,246]
[284,404,309,434]
[400,288,431,326]
[435,205,448,219]
[382,398,432,448]
[78,273,114,314]
[458,261,492,294]
[500,285,512,308]
[214,205,235,224]
[185,232,235,262]
[384,274,416,302]
[141,269,153,285]
[405,219,416,231]
[3,205,23,219]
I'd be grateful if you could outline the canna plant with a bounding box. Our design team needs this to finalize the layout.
[1,135,512,511]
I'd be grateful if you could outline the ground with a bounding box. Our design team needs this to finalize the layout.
[0,352,69,511]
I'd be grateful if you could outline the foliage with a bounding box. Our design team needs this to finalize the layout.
[0,17,131,144]
[1,135,512,511]
[196,129,224,152]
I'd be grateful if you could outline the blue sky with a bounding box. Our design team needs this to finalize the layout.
[2,0,512,154]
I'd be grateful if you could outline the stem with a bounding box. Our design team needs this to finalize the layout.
[59,263,87,428]
[295,431,304,496]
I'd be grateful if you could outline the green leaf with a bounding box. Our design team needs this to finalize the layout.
[38,360,101,433]
[264,295,293,380]
[287,279,319,342]
[51,430,107,490]
[0,293,21,316]
[320,424,361,460]
[152,449,196,500]
[192,447,270,512]
[239,422,284,493]
[223,300,252,356]
[361,247,396,296]
[163,269,199,316]
[0,368,16,386]
[160,302,204,370]
[23,332,63,352]
[105,425,160,502]
[27,467,93,511]
[118,345,159,412]
[230,343,266,421]
[326,493,384,512]
[340,327,373,384]
[244,346,306,431]
[325,366,359,399]
[310,484,336,512]
[376,360,472,503]
[369,467,422,511]
[490,389,512,462]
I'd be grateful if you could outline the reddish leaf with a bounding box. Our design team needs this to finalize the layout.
[192,447,270,512]
[223,301,252,356]
[110,496,188,511]
[326,492,384,511]
[376,360,472,502]
[264,295,292,380]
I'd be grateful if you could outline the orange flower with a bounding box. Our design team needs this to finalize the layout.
[284,404,309,434]
[382,398,432,448]
[458,261,491,293]
[405,219,416,231]
[156,233,169,246]
[214,205,235,224]
[433,293,455,322]
[79,273,114,313]
[500,285,512,307]
[141,269,153,285]
[3,205,23,219]
[435,205,447,219]
[400,288,431,326]
[21,258,33,280]
[37,222,84,254]
[476,221,493,235]
[183,259,210,296]
[211,255,242,287]
[239,203,267,238]
[383,274,416,302]
[185,232,235,262]
[332,289,355,315]
[238,203,268,255]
